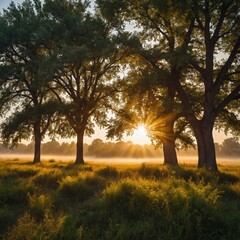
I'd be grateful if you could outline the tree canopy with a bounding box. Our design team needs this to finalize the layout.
[0,0,239,169]
[0,0,60,163]
[97,0,240,170]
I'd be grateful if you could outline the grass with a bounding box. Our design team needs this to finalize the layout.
[0,159,239,240]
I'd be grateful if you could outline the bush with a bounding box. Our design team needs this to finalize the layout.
[71,178,229,240]
[218,172,239,184]
[14,168,39,178]
[138,164,165,179]
[33,171,62,189]
[58,174,106,203]
[4,213,58,240]
[0,183,33,205]
[171,166,195,181]
[51,215,83,240]
[28,194,52,220]
[0,206,14,236]
[96,166,119,178]
[1,161,240,240]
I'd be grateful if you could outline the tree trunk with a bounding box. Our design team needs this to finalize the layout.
[193,121,218,171]
[193,126,206,168]
[161,118,178,166]
[75,131,85,164]
[161,78,178,166]
[162,138,178,166]
[33,123,41,164]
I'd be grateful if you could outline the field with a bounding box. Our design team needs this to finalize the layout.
[0,158,240,240]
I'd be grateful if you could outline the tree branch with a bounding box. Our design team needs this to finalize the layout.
[211,1,228,43]
[214,83,240,117]
[213,37,240,93]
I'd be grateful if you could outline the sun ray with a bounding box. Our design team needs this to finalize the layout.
[131,124,151,145]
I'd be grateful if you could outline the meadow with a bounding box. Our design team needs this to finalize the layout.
[0,158,239,240]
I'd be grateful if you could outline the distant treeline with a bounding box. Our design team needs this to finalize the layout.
[0,138,239,158]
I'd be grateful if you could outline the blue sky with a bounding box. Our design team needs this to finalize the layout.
[0,0,25,11]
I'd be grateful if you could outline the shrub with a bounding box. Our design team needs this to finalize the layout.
[171,166,195,181]
[218,172,239,184]
[1,161,240,240]
[230,182,240,198]
[51,215,83,240]
[0,171,18,181]
[0,183,33,205]
[72,178,228,240]
[96,166,119,178]
[138,164,165,179]
[33,171,62,189]
[103,180,150,220]
[0,206,14,236]
[58,174,106,203]
[219,182,240,200]
[64,164,92,172]
[14,168,39,178]
[28,194,52,220]
[4,213,58,240]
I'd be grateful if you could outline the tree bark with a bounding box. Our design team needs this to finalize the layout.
[161,73,179,166]
[162,138,178,166]
[75,131,85,164]
[192,120,218,171]
[160,114,178,166]
[33,122,41,164]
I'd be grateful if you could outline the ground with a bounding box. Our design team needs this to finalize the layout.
[0,158,240,240]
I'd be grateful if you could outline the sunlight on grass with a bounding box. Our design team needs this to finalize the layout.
[0,159,239,240]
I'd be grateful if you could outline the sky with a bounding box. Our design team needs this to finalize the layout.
[0,0,23,10]
[0,0,231,145]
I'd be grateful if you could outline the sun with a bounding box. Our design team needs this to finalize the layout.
[131,124,151,145]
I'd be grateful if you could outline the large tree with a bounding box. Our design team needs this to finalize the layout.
[97,0,240,170]
[175,0,240,170]
[97,0,195,165]
[107,57,195,164]
[0,0,59,163]
[43,0,134,164]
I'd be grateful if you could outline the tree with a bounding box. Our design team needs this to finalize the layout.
[107,57,195,164]
[97,0,195,165]
[0,0,59,163]
[220,138,240,157]
[88,138,105,156]
[174,0,240,170]
[43,0,134,164]
[98,0,240,170]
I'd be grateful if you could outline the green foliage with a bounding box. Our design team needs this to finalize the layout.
[1,108,34,148]
[96,166,119,178]
[0,0,64,162]
[97,0,240,170]
[138,164,164,179]
[0,160,240,240]
[0,167,38,181]
[41,0,134,143]
[71,178,233,240]
[220,138,240,157]
[28,194,52,220]
[33,170,62,189]
[4,213,58,240]
[0,183,33,205]
[58,174,106,203]
[0,206,14,236]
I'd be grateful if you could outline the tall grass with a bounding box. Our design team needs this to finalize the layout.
[0,160,239,240]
